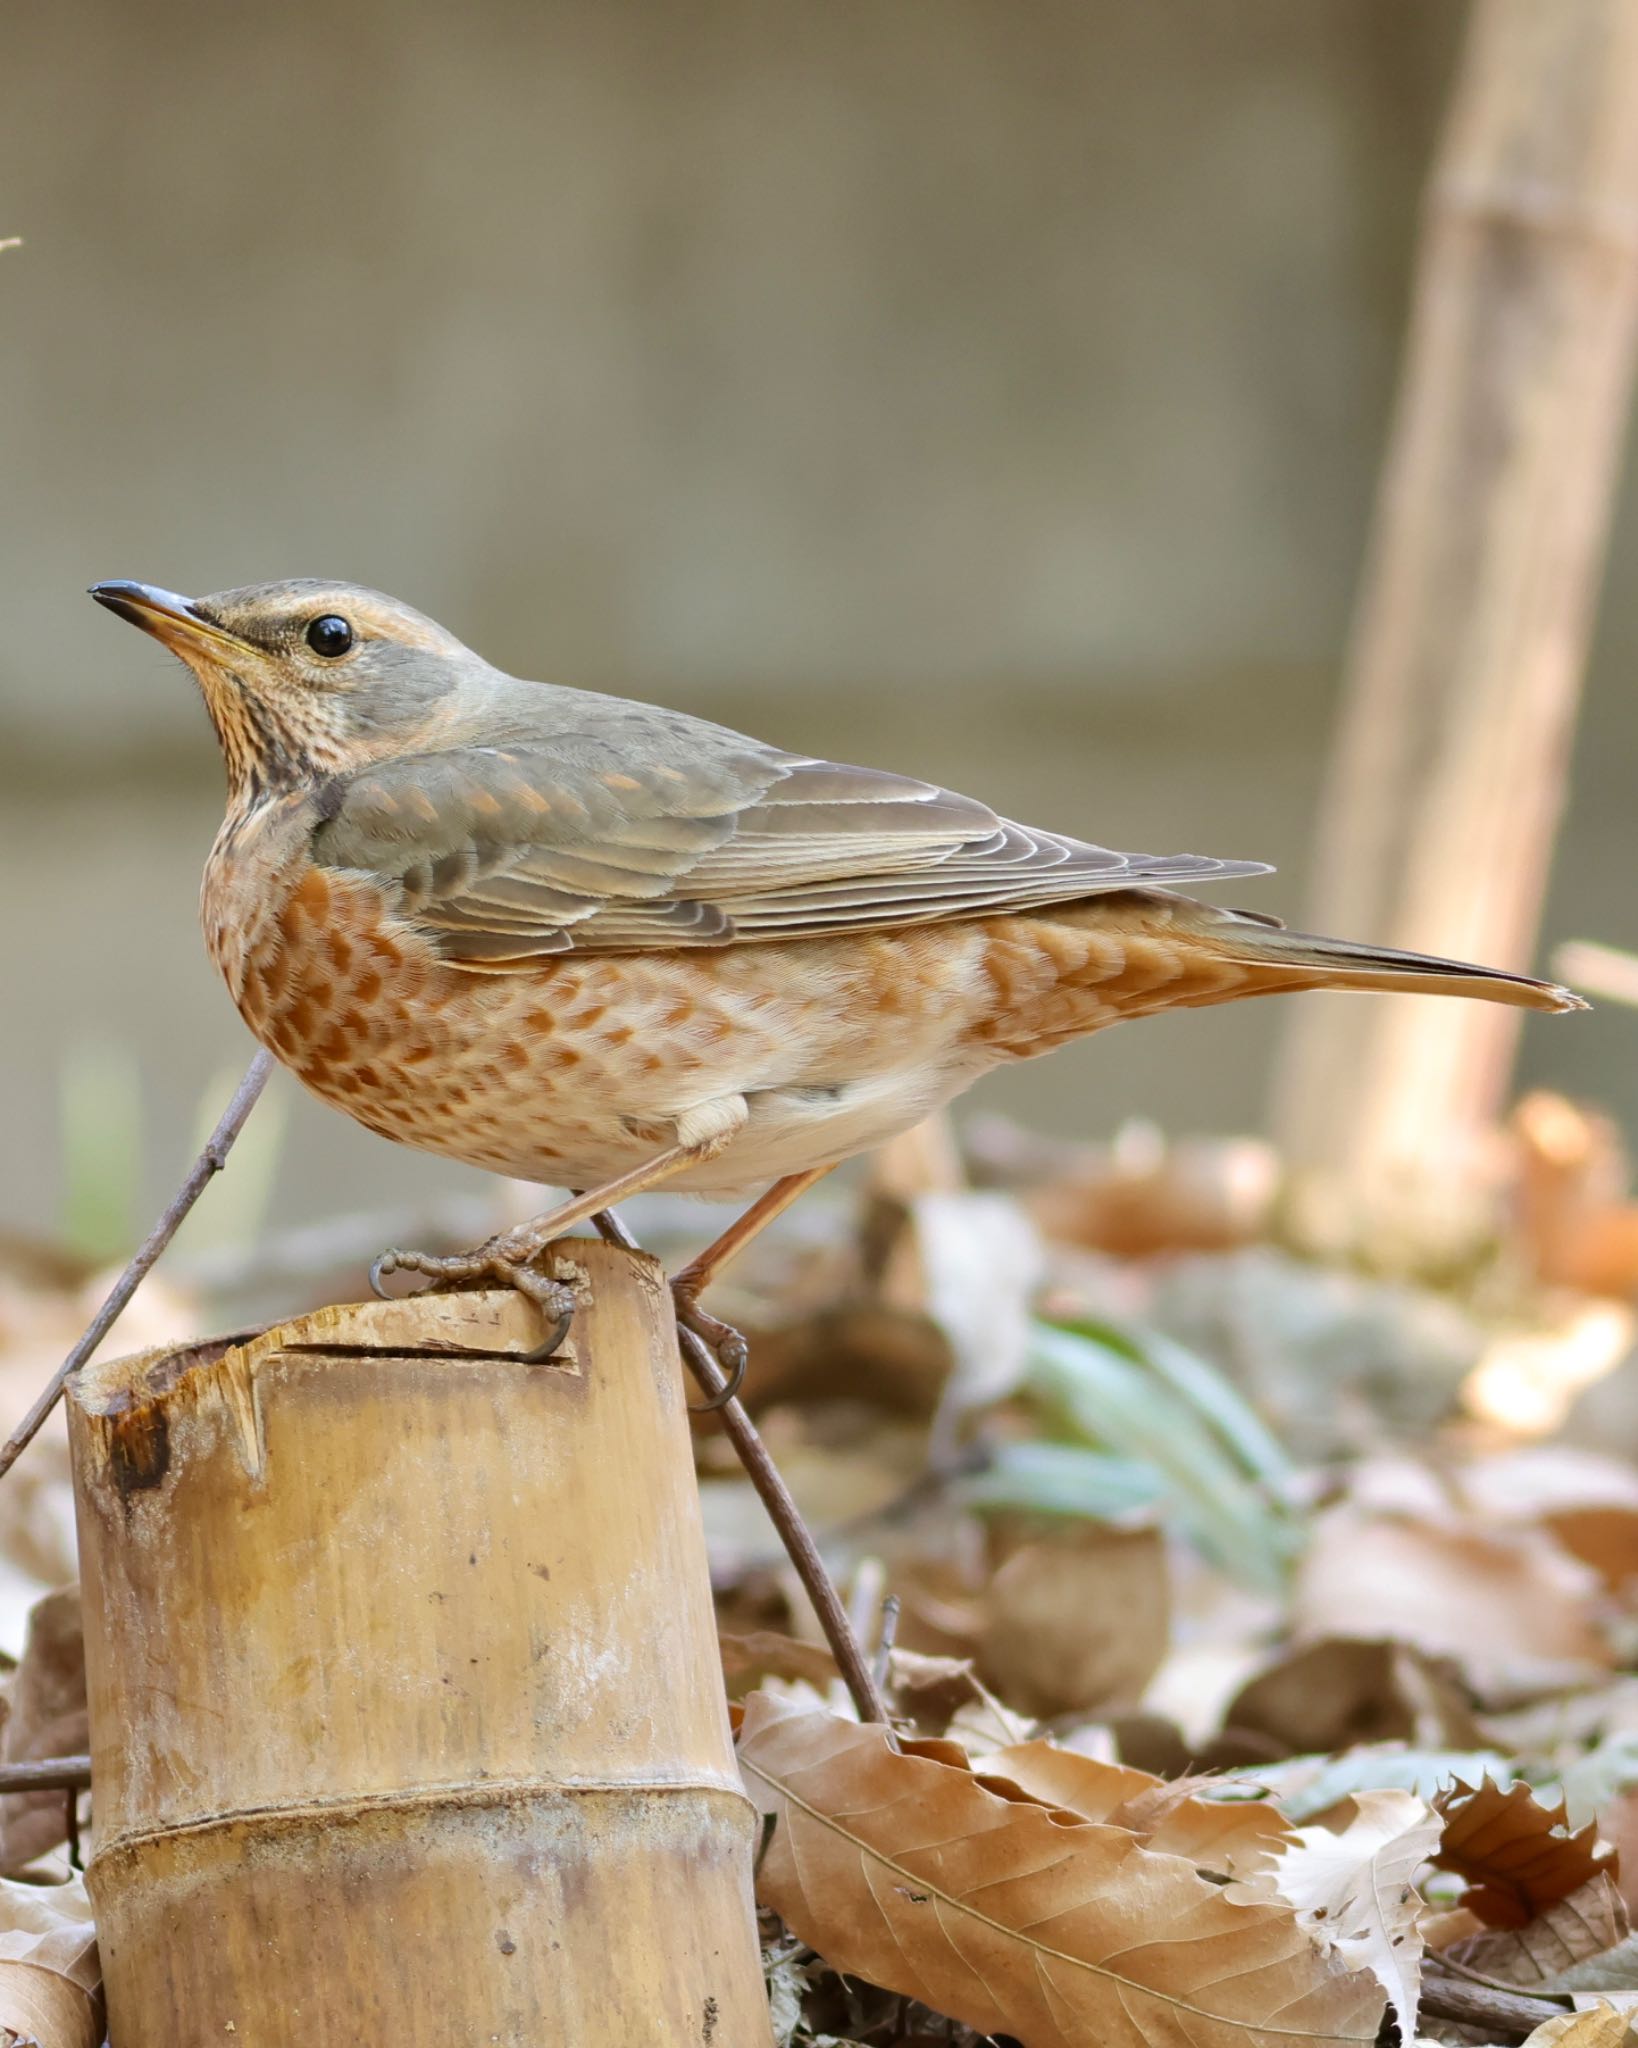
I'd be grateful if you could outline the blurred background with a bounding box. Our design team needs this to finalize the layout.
[10,26,1638,2017]
[2,0,1634,1240]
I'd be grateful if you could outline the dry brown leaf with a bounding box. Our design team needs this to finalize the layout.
[0,1589,85,1875]
[1223,1638,1485,1759]
[885,1648,1034,1750]
[1558,1932,1638,1992]
[981,1741,1294,1878]
[1231,1790,1440,2037]
[1593,1790,1638,1920]
[0,1872,100,2048]
[718,1630,1034,1749]
[738,1692,1385,2048]
[975,1738,1166,1819]
[1295,1503,1611,1687]
[1446,1877,1628,1989]
[722,1304,955,1423]
[1455,1449,1638,1593]
[1017,1123,1277,1258]
[977,1522,1169,1718]
[1435,1779,1619,1928]
[1419,1906,1487,1952]
[1111,1779,1298,1880]
[719,1629,843,1695]
[1521,2007,1633,2048]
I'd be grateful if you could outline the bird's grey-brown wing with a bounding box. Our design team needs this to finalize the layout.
[309,737,1270,963]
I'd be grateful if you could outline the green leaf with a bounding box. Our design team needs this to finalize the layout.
[1054,1313,1295,1487]
[1025,1321,1299,1590]
[959,1440,1164,1520]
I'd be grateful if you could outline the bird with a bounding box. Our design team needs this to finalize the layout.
[91,576,1584,1372]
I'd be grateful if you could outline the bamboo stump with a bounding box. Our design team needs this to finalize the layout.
[66,1241,767,2047]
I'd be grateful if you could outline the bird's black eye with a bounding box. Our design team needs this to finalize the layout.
[305,614,354,658]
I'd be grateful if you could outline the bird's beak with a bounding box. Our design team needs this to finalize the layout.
[89,581,246,660]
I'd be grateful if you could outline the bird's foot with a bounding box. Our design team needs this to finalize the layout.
[670,1278,750,1410]
[370,1240,576,1363]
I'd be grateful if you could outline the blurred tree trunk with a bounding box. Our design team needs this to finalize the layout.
[1272,0,1638,1208]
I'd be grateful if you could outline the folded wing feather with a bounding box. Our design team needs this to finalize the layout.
[311,740,1269,962]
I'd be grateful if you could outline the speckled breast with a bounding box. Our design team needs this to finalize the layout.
[200,841,1022,1192]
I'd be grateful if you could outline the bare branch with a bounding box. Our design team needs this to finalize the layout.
[0,1757,91,1794]
[1419,1967,1570,2042]
[0,1050,275,1483]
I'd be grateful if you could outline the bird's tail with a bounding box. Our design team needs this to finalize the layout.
[1206,910,1585,1014]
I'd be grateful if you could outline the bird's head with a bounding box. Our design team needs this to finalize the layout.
[91,578,481,797]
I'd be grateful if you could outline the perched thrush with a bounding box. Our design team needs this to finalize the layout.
[92,578,1582,1362]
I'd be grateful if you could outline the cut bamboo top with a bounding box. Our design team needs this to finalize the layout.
[67,1243,745,1855]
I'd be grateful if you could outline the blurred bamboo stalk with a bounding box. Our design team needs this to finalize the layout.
[1556,937,1638,1007]
[1273,0,1638,1196]
[70,1254,766,2045]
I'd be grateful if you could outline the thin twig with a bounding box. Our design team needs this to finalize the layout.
[872,1595,901,1689]
[0,1050,275,1483]
[0,1757,92,1793]
[1419,1969,1569,2041]
[589,1207,891,1725]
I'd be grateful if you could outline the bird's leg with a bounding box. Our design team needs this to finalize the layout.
[372,1098,748,1360]
[670,1166,837,1402]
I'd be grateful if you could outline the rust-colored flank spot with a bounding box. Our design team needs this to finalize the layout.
[503,1043,530,1071]
[354,968,382,1005]
[326,929,353,971]
[296,868,331,915]
[522,1008,554,1035]
[552,1047,582,1070]
[601,772,641,791]
[603,1024,633,1047]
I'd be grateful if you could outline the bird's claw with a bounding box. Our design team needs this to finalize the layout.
[673,1284,750,1411]
[368,1243,575,1362]
[509,1269,577,1363]
[369,1248,412,1299]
